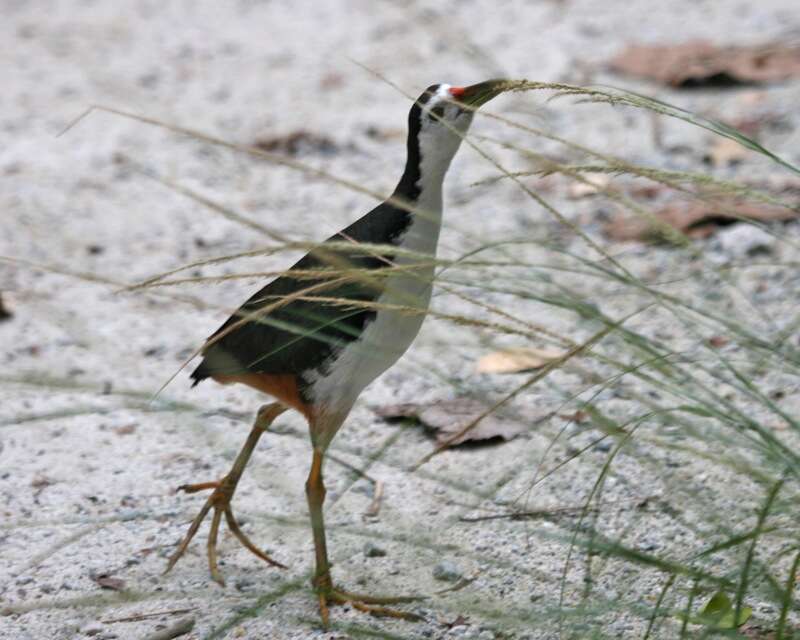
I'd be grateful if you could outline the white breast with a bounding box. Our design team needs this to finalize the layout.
[304,97,470,446]
[305,191,443,446]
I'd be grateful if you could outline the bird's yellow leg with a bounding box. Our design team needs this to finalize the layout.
[305,448,423,628]
[164,403,288,585]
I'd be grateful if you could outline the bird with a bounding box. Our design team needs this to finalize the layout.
[164,79,507,627]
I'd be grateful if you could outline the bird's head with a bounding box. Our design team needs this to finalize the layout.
[404,80,507,187]
[412,80,505,136]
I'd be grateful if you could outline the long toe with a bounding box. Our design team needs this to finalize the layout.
[317,585,424,625]
[224,507,287,569]
[165,478,285,584]
[328,589,424,621]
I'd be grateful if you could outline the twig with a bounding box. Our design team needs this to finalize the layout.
[101,608,196,624]
[326,453,377,484]
[460,505,598,523]
[364,480,384,518]
[650,111,665,151]
[141,617,195,640]
[459,497,653,523]
[434,572,480,595]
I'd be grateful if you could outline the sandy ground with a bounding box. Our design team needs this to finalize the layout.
[2,1,800,639]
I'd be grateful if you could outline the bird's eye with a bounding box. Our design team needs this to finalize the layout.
[429,104,446,120]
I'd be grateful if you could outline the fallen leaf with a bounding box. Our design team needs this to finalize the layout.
[704,137,748,168]
[740,624,783,639]
[559,411,589,424]
[605,198,798,242]
[629,184,664,200]
[319,72,345,91]
[445,614,470,629]
[476,347,566,374]
[374,399,527,445]
[30,475,54,489]
[91,573,126,591]
[253,131,341,156]
[113,424,137,436]
[609,41,800,87]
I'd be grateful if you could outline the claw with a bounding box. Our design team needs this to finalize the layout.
[224,507,287,569]
[177,480,219,494]
[163,403,288,585]
[206,507,224,585]
[313,577,425,627]
[164,478,286,585]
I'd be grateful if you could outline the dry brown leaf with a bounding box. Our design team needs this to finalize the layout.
[708,336,730,348]
[113,423,137,436]
[445,615,470,629]
[91,574,126,591]
[704,137,748,168]
[609,41,800,87]
[740,623,789,639]
[476,347,566,374]
[30,475,54,489]
[604,199,798,242]
[253,130,341,156]
[374,399,527,445]
[559,410,589,424]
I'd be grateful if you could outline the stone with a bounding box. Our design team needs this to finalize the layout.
[363,541,387,557]
[716,224,775,258]
[432,560,463,582]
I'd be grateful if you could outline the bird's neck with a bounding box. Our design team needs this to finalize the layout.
[393,128,461,222]
[391,130,463,258]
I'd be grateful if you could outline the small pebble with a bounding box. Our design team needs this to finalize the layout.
[716,224,775,259]
[235,577,256,591]
[363,541,387,557]
[433,560,463,582]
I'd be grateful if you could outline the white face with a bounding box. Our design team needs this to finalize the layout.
[416,84,475,180]
[419,84,474,135]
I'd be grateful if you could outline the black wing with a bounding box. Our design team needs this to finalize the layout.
[190,200,412,387]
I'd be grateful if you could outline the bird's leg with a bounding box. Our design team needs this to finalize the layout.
[164,402,288,585]
[305,448,422,628]
[306,449,332,600]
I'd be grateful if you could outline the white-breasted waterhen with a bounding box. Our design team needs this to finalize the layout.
[165,80,507,626]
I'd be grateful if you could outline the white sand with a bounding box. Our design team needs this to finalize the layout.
[2,1,800,638]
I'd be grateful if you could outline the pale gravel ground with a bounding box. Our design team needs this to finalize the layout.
[2,1,800,639]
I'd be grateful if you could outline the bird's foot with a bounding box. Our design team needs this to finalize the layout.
[164,476,286,586]
[313,574,424,627]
